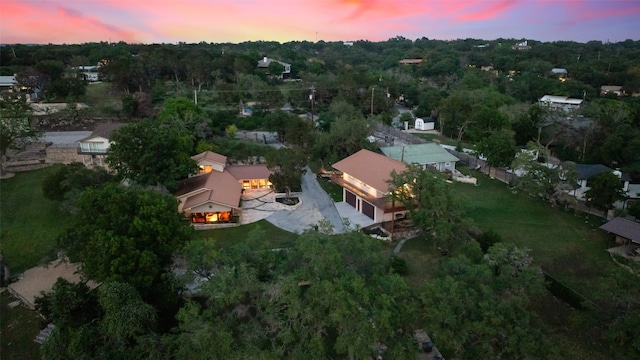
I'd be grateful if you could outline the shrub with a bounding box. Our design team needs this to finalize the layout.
[388,255,408,275]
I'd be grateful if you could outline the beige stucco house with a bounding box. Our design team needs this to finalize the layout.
[331,149,408,223]
[175,151,272,225]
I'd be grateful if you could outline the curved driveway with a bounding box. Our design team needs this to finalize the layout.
[266,167,346,234]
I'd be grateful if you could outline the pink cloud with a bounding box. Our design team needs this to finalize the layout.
[454,0,517,22]
[0,0,139,43]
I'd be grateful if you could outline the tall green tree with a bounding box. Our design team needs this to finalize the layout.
[585,171,625,215]
[477,130,518,180]
[0,94,39,176]
[266,148,307,195]
[387,164,465,246]
[58,183,194,303]
[106,118,198,191]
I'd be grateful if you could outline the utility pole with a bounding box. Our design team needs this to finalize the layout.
[370,87,375,116]
[309,85,315,124]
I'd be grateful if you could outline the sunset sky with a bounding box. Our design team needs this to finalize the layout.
[1,0,639,44]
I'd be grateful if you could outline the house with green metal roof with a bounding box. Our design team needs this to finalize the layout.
[380,143,459,172]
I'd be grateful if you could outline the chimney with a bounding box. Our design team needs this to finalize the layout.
[263,56,268,63]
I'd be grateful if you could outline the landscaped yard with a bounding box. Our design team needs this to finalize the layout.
[0,168,70,274]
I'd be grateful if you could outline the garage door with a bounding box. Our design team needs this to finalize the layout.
[362,201,375,220]
[346,190,356,208]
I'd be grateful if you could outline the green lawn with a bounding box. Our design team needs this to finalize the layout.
[195,219,298,249]
[453,170,614,296]
[316,176,343,202]
[394,237,441,288]
[0,292,42,360]
[0,168,70,274]
[82,82,120,115]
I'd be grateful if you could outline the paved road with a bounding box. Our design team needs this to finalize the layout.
[266,167,346,234]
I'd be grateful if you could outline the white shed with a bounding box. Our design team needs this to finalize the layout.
[414,118,435,131]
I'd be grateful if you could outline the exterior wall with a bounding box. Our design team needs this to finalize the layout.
[341,172,384,198]
[343,187,393,223]
[79,138,109,153]
[197,160,225,173]
[424,161,456,172]
[46,145,84,164]
[191,202,233,213]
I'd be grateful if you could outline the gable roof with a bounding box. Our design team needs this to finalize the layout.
[381,143,459,165]
[192,151,227,166]
[175,169,243,209]
[226,164,271,180]
[574,164,612,180]
[599,217,640,243]
[79,123,126,142]
[332,149,407,193]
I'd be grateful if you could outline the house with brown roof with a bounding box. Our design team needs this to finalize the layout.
[331,149,408,223]
[77,123,125,167]
[599,217,640,245]
[175,151,273,225]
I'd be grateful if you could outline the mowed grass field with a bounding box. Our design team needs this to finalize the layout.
[453,170,615,295]
[0,167,70,274]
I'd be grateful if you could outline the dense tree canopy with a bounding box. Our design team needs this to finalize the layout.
[58,183,194,303]
[106,118,198,191]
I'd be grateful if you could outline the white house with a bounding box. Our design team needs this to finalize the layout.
[539,95,583,112]
[73,66,99,82]
[601,85,624,96]
[77,123,125,167]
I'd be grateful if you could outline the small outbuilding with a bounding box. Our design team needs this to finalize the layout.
[414,117,435,131]
[599,217,640,245]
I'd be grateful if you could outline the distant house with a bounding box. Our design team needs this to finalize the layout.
[539,95,583,112]
[398,59,423,65]
[599,217,640,245]
[569,164,630,202]
[551,68,568,79]
[77,123,125,167]
[343,41,354,46]
[0,75,17,91]
[414,117,435,131]
[331,149,408,223]
[381,143,459,173]
[175,151,272,225]
[257,56,291,79]
[73,66,99,82]
[601,85,624,96]
[511,40,531,50]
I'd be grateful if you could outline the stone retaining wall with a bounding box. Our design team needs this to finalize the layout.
[46,145,84,164]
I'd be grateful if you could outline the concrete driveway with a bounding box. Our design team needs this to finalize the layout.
[265,167,347,234]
